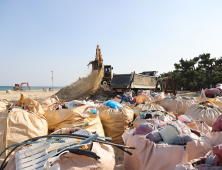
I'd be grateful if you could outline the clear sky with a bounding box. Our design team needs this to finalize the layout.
[1,0,222,86]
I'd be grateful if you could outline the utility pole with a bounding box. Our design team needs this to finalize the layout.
[51,71,53,91]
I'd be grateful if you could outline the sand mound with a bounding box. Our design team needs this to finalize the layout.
[56,69,104,101]
[88,87,110,101]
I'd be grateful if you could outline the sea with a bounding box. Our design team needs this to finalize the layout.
[0,86,63,91]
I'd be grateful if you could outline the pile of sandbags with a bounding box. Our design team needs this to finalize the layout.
[99,100,134,144]
[0,94,48,163]
[160,96,196,115]
[185,101,222,126]
[123,114,213,170]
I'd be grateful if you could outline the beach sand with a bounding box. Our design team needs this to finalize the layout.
[0,89,60,103]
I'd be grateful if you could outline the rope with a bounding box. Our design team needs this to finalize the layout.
[176,99,184,111]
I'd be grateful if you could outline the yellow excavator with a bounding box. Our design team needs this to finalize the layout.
[88,45,113,85]
[13,82,30,91]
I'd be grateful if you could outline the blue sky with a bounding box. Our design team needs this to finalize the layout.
[0,0,222,86]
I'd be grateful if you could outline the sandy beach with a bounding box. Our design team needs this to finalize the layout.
[0,89,60,103]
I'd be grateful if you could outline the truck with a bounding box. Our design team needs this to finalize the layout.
[109,71,157,96]
[87,45,157,96]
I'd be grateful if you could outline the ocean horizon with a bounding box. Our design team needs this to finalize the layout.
[0,86,63,91]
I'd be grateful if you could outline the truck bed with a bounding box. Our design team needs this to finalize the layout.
[110,73,133,88]
[110,72,156,90]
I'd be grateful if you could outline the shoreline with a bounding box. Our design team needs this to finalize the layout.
[0,89,60,103]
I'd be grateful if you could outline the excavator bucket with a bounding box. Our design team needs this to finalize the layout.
[87,45,103,71]
[87,59,103,71]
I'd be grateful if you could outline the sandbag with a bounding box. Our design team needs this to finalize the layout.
[51,128,115,170]
[196,90,222,107]
[184,101,222,127]
[52,142,115,170]
[41,95,60,110]
[206,98,222,108]
[121,101,136,109]
[16,93,44,115]
[207,131,222,146]
[135,94,154,104]
[185,121,212,135]
[176,150,214,170]
[178,115,212,134]
[123,134,188,170]
[0,99,10,112]
[212,115,222,131]
[152,92,165,103]
[99,106,134,144]
[160,97,196,116]
[204,88,222,97]
[133,112,175,128]
[133,102,166,117]
[0,108,48,164]
[45,105,105,137]
[186,133,213,161]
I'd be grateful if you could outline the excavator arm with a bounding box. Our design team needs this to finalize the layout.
[87,45,103,71]
[20,82,30,90]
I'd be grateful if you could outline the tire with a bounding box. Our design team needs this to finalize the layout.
[102,81,107,85]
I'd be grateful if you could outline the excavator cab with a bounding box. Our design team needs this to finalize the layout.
[104,65,112,78]
[13,84,20,90]
[102,65,113,85]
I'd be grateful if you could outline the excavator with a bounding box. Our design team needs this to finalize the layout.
[88,45,113,85]
[13,82,30,91]
[154,75,177,95]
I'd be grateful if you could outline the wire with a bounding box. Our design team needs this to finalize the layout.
[0,134,135,169]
